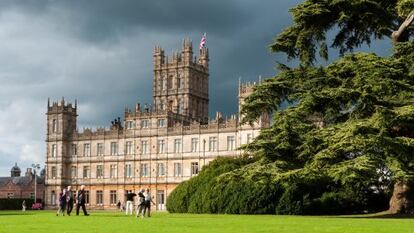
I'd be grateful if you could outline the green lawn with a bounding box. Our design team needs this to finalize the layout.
[1,210,413,233]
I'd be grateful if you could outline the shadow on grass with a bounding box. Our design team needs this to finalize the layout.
[0,212,35,216]
[335,211,414,219]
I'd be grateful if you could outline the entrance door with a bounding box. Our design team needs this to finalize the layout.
[157,190,165,210]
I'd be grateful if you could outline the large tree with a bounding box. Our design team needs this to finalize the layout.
[242,0,414,214]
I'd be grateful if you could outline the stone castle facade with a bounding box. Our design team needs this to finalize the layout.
[44,39,268,210]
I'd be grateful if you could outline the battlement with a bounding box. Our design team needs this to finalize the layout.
[47,97,77,115]
[153,38,208,71]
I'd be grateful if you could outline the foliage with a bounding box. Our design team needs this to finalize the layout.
[0,199,34,210]
[270,0,414,65]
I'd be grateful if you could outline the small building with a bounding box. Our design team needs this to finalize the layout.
[0,163,45,201]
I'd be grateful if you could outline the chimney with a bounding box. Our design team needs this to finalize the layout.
[25,168,33,177]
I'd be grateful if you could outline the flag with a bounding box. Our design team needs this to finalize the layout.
[199,33,206,50]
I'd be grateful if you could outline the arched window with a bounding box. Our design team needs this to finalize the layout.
[160,100,165,111]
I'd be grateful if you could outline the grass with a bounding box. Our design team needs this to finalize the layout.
[1,210,414,233]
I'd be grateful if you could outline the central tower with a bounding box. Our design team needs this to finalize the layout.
[153,39,209,122]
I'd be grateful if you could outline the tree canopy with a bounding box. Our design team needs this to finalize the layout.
[270,0,414,65]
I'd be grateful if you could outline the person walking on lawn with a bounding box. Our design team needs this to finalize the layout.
[76,185,89,216]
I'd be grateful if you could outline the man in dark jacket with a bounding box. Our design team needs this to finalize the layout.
[125,191,137,215]
[76,185,89,216]
[66,186,74,216]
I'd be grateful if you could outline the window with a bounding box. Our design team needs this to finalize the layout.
[83,143,91,157]
[51,191,56,205]
[125,164,132,178]
[227,136,235,151]
[110,190,117,205]
[140,163,149,177]
[110,165,117,178]
[71,166,77,178]
[177,100,184,114]
[97,143,104,156]
[159,101,165,110]
[51,144,57,157]
[96,165,103,178]
[71,144,77,156]
[160,78,164,91]
[174,139,181,153]
[141,141,148,155]
[191,162,199,176]
[158,119,165,127]
[157,163,165,177]
[209,137,217,152]
[110,142,118,155]
[51,166,57,179]
[83,166,90,178]
[125,141,133,155]
[247,133,252,144]
[126,121,134,129]
[177,77,181,89]
[85,190,90,204]
[30,193,35,199]
[52,119,58,133]
[141,120,149,129]
[174,163,182,177]
[191,138,199,152]
[157,140,165,154]
[7,193,14,198]
[96,191,103,205]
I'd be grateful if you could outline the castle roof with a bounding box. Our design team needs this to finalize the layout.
[0,176,44,186]
[10,163,21,173]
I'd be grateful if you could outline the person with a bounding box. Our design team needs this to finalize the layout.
[143,189,155,217]
[125,191,136,215]
[76,185,89,216]
[66,186,74,216]
[116,200,121,212]
[136,189,146,218]
[56,188,67,216]
[22,200,26,212]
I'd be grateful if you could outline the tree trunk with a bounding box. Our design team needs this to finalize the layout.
[388,181,414,214]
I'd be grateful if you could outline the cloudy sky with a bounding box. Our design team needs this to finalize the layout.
[0,0,393,176]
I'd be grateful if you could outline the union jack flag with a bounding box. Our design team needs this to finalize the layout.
[199,33,207,50]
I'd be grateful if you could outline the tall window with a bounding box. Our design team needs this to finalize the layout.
[209,137,217,152]
[83,166,90,178]
[52,119,58,133]
[177,77,181,89]
[110,190,117,205]
[247,133,252,144]
[51,191,56,205]
[71,144,77,156]
[110,165,117,178]
[141,120,149,129]
[96,191,103,205]
[141,141,148,155]
[159,101,165,111]
[85,191,90,204]
[51,144,57,157]
[70,166,77,178]
[97,143,104,156]
[227,136,235,151]
[174,163,182,177]
[191,138,199,152]
[157,140,165,154]
[126,121,134,129]
[174,139,181,153]
[191,162,199,176]
[83,143,91,157]
[51,166,57,179]
[140,163,149,177]
[158,119,165,127]
[96,165,103,178]
[160,78,164,91]
[157,163,165,177]
[125,141,133,155]
[110,142,118,155]
[125,164,132,178]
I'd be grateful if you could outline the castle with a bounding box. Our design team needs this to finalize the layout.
[44,39,269,210]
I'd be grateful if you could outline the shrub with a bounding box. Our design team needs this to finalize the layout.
[0,198,35,210]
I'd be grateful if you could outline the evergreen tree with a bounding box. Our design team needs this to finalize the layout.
[242,0,414,214]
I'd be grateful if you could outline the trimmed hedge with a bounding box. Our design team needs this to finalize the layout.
[0,198,35,210]
[167,157,390,215]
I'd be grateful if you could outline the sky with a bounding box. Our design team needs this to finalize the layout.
[0,0,394,176]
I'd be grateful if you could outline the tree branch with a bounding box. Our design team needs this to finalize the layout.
[392,14,414,42]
